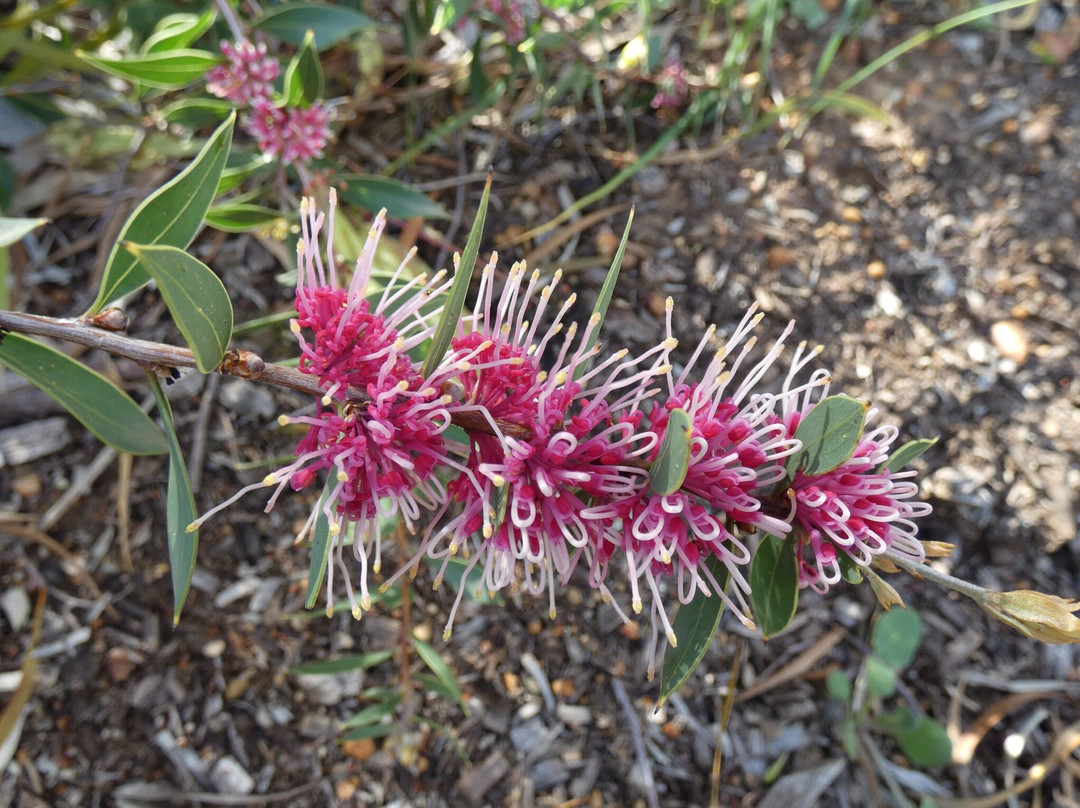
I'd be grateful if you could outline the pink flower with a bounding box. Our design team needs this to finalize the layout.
[486,0,527,45]
[190,192,453,618]
[651,58,689,110]
[245,100,332,167]
[205,39,279,106]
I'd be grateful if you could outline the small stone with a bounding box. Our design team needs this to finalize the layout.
[661,721,682,739]
[556,704,592,726]
[866,260,886,279]
[634,166,669,197]
[202,639,227,659]
[725,187,751,205]
[104,647,143,683]
[551,678,577,699]
[618,622,640,641]
[342,738,376,761]
[1001,118,1019,135]
[503,672,522,695]
[12,471,42,498]
[210,756,254,795]
[335,780,358,800]
[527,618,543,636]
[0,588,31,631]
[766,245,794,270]
[595,225,619,258]
[910,148,932,171]
[990,320,1029,364]
[840,206,863,224]
[412,623,433,643]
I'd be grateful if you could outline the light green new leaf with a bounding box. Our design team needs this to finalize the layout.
[0,333,167,455]
[649,408,692,496]
[77,49,222,89]
[89,113,235,314]
[148,376,198,625]
[160,98,234,127]
[340,691,403,729]
[123,244,232,373]
[420,173,491,378]
[255,2,376,50]
[204,203,284,233]
[414,639,466,712]
[871,606,922,669]
[336,175,450,221]
[576,207,634,380]
[659,555,730,705]
[883,437,938,472]
[0,217,47,248]
[304,481,334,610]
[141,9,217,54]
[749,534,799,638]
[340,723,395,742]
[290,650,394,675]
[893,712,952,768]
[282,29,324,106]
[785,395,868,478]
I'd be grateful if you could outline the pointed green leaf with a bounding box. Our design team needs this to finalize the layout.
[749,534,799,638]
[204,203,284,233]
[0,333,167,455]
[255,2,377,50]
[659,555,730,705]
[414,639,466,712]
[422,554,502,606]
[340,723,395,742]
[217,153,274,194]
[336,174,450,221]
[825,670,852,702]
[122,244,232,373]
[420,173,491,378]
[786,395,869,478]
[837,552,863,585]
[148,376,198,625]
[649,407,692,496]
[141,9,217,54]
[290,650,394,675]
[576,207,634,380]
[883,437,938,472]
[0,217,47,248]
[89,113,235,313]
[866,655,898,697]
[160,98,234,127]
[77,49,222,89]
[870,606,922,669]
[282,29,323,106]
[304,482,334,610]
[340,692,403,729]
[893,713,952,768]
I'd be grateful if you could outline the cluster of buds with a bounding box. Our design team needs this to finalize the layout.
[651,58,690,110]
[192,193,932,675]
[205,38,332,166]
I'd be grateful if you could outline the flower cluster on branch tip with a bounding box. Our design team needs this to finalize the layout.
[190,192,932,676]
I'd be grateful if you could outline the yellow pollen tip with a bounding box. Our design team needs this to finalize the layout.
[360,596,371,610]
[300,198,308,212]
[433,577,443,590]
[321,394,332,407]
[492,475,506,487]
[752,313,765,325]
[566,293,577,306]
[662,337,678,350]
[483,525,493,539]
[337,470,348,482]
[553,269,563,283]
[421,387,436,396]
[614,348,628,360]
[509,357,524,365]
[656,364,673,374]
[263,474,277,486]
[541,287,552,298]
[600,591,611,604]
[667,631,678,648]
[449,542,459,555]
[379,582,390,593]
[660,551,671,564]
[457,361,471,371]
[351,605,363,620]
[443,628,452,641]
[441,395,453,404]
[549,608,557,620]
[665,297,674,312]
[325,605,334,618]
[277,415,290,426]
[589,313,601,326]
[185,522,198,534]
[537,371,548,382]
[555,372,568,385]
[328,188,337,205]
[632,599,643,614]
[290,320,301,334]
[329,523,341,536]
[393,338,406,351]
[396,380,408,391]
[531,270,540,282]
[479,340,493,350]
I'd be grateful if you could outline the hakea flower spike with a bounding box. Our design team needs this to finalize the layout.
[784,407,932,594]
[205,39,279,106]
[189,192,455,619]
[382,259,673,640]
[584,303,813,677]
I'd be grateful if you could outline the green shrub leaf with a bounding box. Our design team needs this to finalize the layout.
[290,650,394,675]
[414,639,466,712]
[77,49,222,89]
[255,2,376,50]
[871,607,922,669]
[0,333,167,455]
[883,437,939,472]
[282,29,324,106]
[749,534,799,638]
[786,395,868,478]
[577,207,634,380]
[0,217,47,248]
[141,9,217,54]
[894,713,952,768]
[89,113,234,313]
[649,407,692,496]
[659,555,730,705]
[336,175,450,221]
[123,244,232,373]
[204,203,284,233]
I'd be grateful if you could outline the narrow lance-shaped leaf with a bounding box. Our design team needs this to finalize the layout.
[305,481,334,611]
[0,217,47,248]
[414,639,467,712]
[88,113,235,314]
[141,8,217,54]
[659,555,730,705]
[0,333,167,455]
[282,29,324,106]
[123,244,233,373]
[76,49,223,89]
[254,2,376,50]
[575,207,634,381]
[204,203,284,234]
[649,407,692,496]
[749,534,799,638]
[420,171,491,379]
[148,375,198,625]
[336,174,450,221]
[290,649,394,675]
[883,437,938,472]
[785,395,868,478]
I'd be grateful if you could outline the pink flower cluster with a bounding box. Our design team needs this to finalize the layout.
[193,193,931,675]
[205,39,332,167]
[651,58,689,110]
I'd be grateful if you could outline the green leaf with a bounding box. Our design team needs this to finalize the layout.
[159,98,234,127]
[414,639,466,712]
[217,153,274,195]
[89,113,234,313]
[881,708,952,768]
[340,723,395,742]
[749,534,799,638]
[420,173,491,379]
[423,554,501,606]
[659,555,730,705]
[148,376,198,625]
[866,655,898,698]
[204,203,284,233]
[825,670,852,702]
[871,607,922,669]
[0,217,47,248]
[336,174,450,221]
[883,437,939,472]
[340,692,403,729]
[0,333,167,455]
[141,9,217,54]
[414,671,467,707]
[304,481,334,610]
[290,650,394,675]
[577,207,634,380]
[786,395,868,478]
[122,244,233,373]
[255,2,377,50]
[282,29,324,106]
[837,552,863,585]
[77,49,222,89]
[649,407,693,496]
